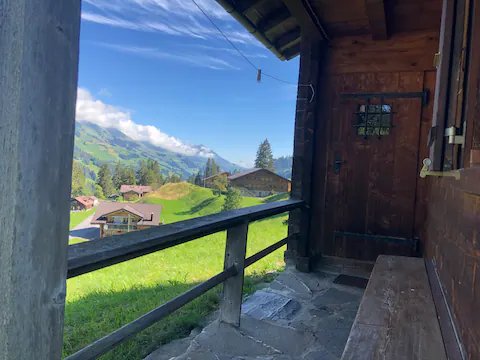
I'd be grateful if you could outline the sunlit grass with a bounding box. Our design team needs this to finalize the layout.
[69,208,96,229]
[63,184,289,359]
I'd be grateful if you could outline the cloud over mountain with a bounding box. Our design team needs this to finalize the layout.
[75,88,214,157]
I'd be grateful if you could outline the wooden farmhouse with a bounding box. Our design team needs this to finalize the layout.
[70,196,98,211]
[203,171,230,188]
[119,184,153,201]
[2,0,480,359]
[91,202,162,238]
[228,168,291,196]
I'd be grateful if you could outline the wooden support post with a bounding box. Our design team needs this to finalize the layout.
[365,0,389,40]
[287,35,325,272]
[220,222,249,326]
[0,1,81,359]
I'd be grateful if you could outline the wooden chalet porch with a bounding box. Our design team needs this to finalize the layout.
[1,0,479,359]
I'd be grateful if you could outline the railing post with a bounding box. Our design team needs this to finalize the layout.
[220,221,249,326]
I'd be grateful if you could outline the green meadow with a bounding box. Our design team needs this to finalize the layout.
[69,207,96,229]
[64,183,289,359]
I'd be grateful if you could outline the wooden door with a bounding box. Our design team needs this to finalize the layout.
[322,72,424,260]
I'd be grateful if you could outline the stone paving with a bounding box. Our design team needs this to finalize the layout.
[146,265,368,360]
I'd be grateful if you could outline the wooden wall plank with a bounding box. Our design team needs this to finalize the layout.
[327,31,439,74]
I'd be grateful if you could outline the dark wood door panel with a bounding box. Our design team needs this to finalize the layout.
[323,72,424,260]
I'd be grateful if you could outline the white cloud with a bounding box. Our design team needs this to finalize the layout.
[81,0,258,45]
[76,88,214,157]
[95,43,241,70]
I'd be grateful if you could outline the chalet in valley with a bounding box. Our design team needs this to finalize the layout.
[203,172,230,188]
[91,202,161,238]
[119,185,152,201]
[228,169,291,197]
[70,195,99,211]
[4,0,480,359]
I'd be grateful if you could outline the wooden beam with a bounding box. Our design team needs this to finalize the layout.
[365,0,389,40]
[283,0,325,39]
[0,0,81,358]
[282,43,301,60]
[275,27,301,50]
[237,0,263,13]
[68,199,304,278]
[257,7,291,33]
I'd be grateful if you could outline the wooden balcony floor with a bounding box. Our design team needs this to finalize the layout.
[145,262,371,360]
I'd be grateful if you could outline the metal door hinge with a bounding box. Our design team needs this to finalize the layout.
[445,126,465,145]
[433,52,441,68]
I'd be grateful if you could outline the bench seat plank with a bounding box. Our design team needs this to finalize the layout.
[341,255,447,360]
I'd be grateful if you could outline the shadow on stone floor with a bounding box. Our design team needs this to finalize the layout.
[145,263,370,360]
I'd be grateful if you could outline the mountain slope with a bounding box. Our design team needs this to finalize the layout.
[74,122,241,179]
[274,156,293,179]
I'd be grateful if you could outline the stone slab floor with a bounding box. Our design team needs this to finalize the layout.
[146,264,369,360]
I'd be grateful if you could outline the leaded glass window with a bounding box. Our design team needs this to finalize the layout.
[355,104,392,138]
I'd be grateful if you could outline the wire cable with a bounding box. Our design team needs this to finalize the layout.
[190,0,258,71]
[190,0,298,86]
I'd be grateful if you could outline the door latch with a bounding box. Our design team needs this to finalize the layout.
[420,158,461,180]
[334,154,346,174]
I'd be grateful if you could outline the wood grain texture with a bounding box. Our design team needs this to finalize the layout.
[0,1,81,358]
[341,255,447,360]
[320,72,424,260]
[327,31,439,74]
[220,222,249,326]
[424,167,480,359]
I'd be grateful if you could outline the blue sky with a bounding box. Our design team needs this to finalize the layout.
[77,0,299,167]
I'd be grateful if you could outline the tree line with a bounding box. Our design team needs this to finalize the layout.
[72,159,182,198]
[72,137,280,202]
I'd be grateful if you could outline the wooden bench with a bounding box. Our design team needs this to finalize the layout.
[341,255,447,360]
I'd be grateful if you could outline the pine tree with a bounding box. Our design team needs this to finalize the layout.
[97,164,115,197]
[112,162,124,189]
[136,159,163,188]
[136,160,149,185]
[194,172,203,186]
[254,139,275,171]
[71,160,86,197]
[166,173,182,183]
[205,158,220,178]
[94,184,105,199]
[222,186,242,211]
[123,166,137,185]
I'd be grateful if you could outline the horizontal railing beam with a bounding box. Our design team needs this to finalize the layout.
[68,199,303,278]
[65,266,238,360]
[245,236,289,268]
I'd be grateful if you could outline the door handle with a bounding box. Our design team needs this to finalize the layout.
[334,154,346,174]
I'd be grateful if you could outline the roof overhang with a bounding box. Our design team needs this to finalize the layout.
[215,0,441,60]
[214,0,325,60]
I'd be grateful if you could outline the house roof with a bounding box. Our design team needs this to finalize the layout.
[228,168,290,182]
[119,185,153,195]
[73,196,97,207]
[203,172,230,181]
[91,201,162,226]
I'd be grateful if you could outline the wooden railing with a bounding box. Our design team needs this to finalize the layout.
[65,199,304,360]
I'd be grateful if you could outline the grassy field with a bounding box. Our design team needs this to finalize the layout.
[69,208,96,230]
[64,184,290,359]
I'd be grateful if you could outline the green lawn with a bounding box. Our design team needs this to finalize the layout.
[69,208,96,230]
[64,184,290,359]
